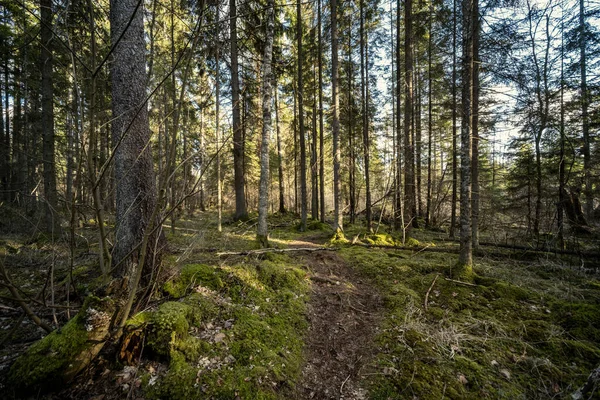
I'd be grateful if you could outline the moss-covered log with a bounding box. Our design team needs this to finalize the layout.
[7,296,115,396]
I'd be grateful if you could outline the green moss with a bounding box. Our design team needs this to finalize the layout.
[147,302,194,357]
[365,234,397,246]
[329,229,349,245]
[7,296,114,396]
[307,219,331,231]
[493,282,532,301]
[164,263,225,298]
[550,301,600,341]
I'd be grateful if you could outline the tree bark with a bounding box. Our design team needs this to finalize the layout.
[41,0,60,234]
[257,0,275,247]
[471,0,480,251]
[404,0,416,231]
[318,0,325,223]
[360,0,372,232]
[449,0,458,239]
[332,0,343,232]
[458,0,473,270]
[230,0,248,221]
[275,86,286,214]
[297,0,307,231]
[580,0,592,219]
[110,0,161,285]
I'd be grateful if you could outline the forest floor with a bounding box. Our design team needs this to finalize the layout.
[1,211,600,399]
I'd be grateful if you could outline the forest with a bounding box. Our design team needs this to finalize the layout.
[0,0,599,398]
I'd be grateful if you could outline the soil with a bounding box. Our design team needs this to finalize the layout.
[285,238,384,400]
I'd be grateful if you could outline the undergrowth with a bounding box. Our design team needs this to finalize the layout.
[337,245,600,399]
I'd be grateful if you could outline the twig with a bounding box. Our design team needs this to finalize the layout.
[409,244,432,258]
[340,374,351,395]
[444,277,478,287]
[309,275,341,285]
[424,274,440,312]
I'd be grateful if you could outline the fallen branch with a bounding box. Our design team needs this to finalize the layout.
[424,274,440,312]
[572,365,600,400]
[216,247,334,257]
[444,277,478,287]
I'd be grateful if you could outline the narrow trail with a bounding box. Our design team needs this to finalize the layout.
[286,238,383,400]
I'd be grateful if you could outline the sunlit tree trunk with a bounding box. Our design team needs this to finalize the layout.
[332,0,343,232]
[360,0,372,232]
[298,0,307,231]
[450,0,458,239]
[257,0,275,246]
[404,0,416,230]
[458,0,473,270]
[318,0,325,222]
[230,0,248,221]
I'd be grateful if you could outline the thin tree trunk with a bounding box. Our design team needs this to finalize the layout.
[580,0,592,219]
[426,2,433,228]
[298,0,307,231]
[216,5,222,233]
[449,0,458,239]
[41,0,59,234]
[332,0,343,232]
[395,0,403,232]
[230,0,247,221]
[275,86,286,214]
[348,26,356,225]
[318,0,325,222]
[471,0,480,251]
[404,0,416,230]
[458,0,473,270]
[360,0,372,232]
[558,13,565,247]
[415,65,422,220]
[257,0,275,246]
[311,64,318,220]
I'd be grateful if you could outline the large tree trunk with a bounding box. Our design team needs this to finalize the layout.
[395,0,403,232]
[230,0,248,221]
[348,30,356,225]
[41,0,60,234]
[111,0,161,288]
[311,65,319,220]
[332,0,343,233]
[257,0,275,247]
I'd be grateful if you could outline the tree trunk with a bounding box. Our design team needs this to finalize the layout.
[449,0,458,239]
[318,0,325,223]
[426,2,433,228]
[471,0,480,251]
[395,0,403,232]
[111,0,162,286]
[41,0,60,234]
[311,65,319,220]
[332,0,343,233]
[230,0,248,221]
[579,0,592,219]
[298,0,307,231]
[458,0,473,272]
[360,0,372,232]
[348,28,356,225]
[275,86,286,214]
[404,0,416,231]
[257,0,275,247]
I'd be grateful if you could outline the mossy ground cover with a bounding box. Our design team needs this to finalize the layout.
[336,241,600,399]
[136,249,310,399]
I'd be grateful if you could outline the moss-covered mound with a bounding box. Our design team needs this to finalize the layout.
[140,254,309,399]
[7,296,115,396]
[337,245,600,399]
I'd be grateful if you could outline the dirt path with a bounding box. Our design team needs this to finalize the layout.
[287,239,383,400]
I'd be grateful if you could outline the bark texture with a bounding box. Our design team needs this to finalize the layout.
[257,0,275,247]
[111,0,160,284]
